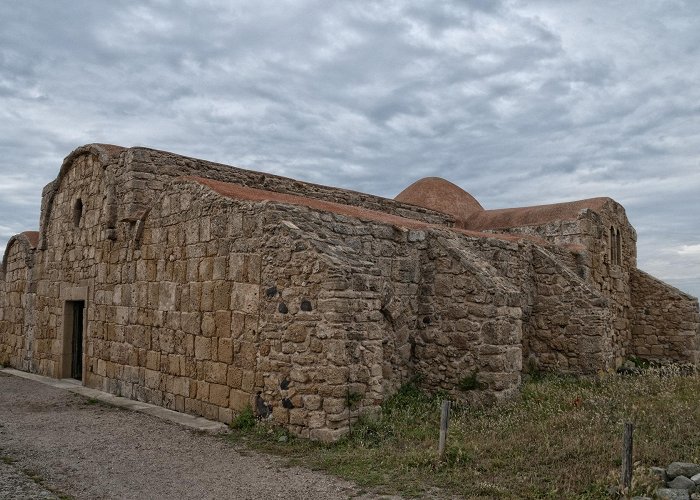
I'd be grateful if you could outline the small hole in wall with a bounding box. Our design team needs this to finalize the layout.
[422,316,431,325]
[300,299,312,312]
[278,303,288,314]
[73,198,83,227]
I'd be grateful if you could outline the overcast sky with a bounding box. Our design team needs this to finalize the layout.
[1,0,699,296]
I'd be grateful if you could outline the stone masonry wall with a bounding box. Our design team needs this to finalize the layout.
[0,240,31,368]
[33,152,108,377]
[38,145,125,250]
[248,197,449,436]
[257,216,385,441]
[5,143,699,442]
[252,199,530,423]
[414,233,523,404]
[481,201,636,366]
[83,180,402,440]
[630,268,700,364]
[254,197,431,439]
[114,147,453,226]
[7,145,457,441]
[86,177,530,439]
[527,247,614,373]
[449,234,614,374]
[86,182,265,424]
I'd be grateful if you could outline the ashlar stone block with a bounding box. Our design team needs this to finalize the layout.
[231,283,259,314]
[229,389,250,411]
[194,337,211,360]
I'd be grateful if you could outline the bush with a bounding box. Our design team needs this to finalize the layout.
[457,371,484,391]
[230,405,256,430]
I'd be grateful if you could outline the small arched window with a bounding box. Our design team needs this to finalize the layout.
[608,226,622,265]
[73,198,83,228]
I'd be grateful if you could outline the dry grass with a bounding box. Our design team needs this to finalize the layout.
[227,365,700,498]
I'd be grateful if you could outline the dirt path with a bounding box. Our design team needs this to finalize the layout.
[0,371,381,499]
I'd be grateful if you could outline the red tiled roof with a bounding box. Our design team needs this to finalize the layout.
[186,176,547,245]
[459,198,612,231]
[21,231,40,249]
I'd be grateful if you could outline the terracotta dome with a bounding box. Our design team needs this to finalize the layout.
[395,177,484,223]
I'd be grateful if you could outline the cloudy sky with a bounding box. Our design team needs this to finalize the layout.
[1,0,699,296]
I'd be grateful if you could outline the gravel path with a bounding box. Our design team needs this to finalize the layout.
[0,459,58,499]
[0,371,382,500]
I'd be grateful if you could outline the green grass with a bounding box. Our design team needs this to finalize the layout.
[226,364,700,498]
[230,405,256,430]
[457,370,485,391]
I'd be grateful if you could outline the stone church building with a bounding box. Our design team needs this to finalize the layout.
[1,144,698,441]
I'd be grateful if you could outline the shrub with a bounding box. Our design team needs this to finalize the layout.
[457,371,484,391]
[230,405,256,430]
[346,391,363,408]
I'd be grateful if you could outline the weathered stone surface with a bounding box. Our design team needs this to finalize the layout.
[656,488,691,500]
[651,466,669,483]
[669,464,700,480]
[632,271,700,365]
[1,143,698,443]
[668,476,697,492]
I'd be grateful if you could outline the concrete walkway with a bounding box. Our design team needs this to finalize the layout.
[0,369,377,500]
[1,368,227,433]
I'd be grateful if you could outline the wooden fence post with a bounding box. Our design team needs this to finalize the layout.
[621,421,634,491]
[438,400,451,459]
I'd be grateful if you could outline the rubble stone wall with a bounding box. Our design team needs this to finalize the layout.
[630,268,700,364]
[454,236,614,374]
[79,176,538,439]
[257,215,386,442]
[255,198,430,439]
[0,239,32,368]
[482,201,636,366]
[3,143,699,442]
[414,233,523,403]
[116,147,453,226]
[527,247,614,373]
[81,179,400,440]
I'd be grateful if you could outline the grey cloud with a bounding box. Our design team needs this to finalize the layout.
[0,0,698,295]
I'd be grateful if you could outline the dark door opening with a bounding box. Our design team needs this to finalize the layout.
[70,301,84,380]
